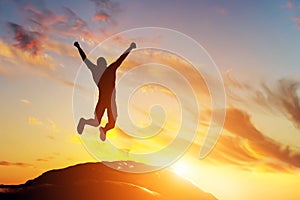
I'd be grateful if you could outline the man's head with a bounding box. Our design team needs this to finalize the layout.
[97,57,107,67]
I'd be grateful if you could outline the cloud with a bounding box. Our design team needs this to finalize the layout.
[24,6,99,42]
[257,79,300,127]
[46,134,56,140]
[27,117,60,139]
[58,7,89,36]
[24,6,66,33]
[6,22,45,55]
[4,5,103,55]
[286,0,294,9]
[292,16,300,28]
[1,4,114,87]
[90,0,121,24]
[20,99,31,104]
[211,108,300,171]
[5,1,122,50]
[94,12,110,21]
[216,7,228,16]
[200,134,257,167]
[0,37,83,89]
[35,158,48,162]
[28,116,43,126]
[0,161,31,167]
[69,134,82,144]
[43,38,77,57]
[0,39,58,78]
[292,16,300,21]
[225,73,300,128]
[0,1,125,88]
[35,156,54,162]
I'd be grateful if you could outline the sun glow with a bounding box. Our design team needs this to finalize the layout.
[171,159,204,190]
[172,162,190,177]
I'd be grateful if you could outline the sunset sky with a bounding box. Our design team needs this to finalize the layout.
[1,0,300,200]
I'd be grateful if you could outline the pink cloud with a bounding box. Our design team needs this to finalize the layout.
[292,16,300,28]
[6,22,45,55]
[216,7,228,16]
[90,0,120,24]
[286,0,294,9]
[292,16,300,22]
[94,12,110,21]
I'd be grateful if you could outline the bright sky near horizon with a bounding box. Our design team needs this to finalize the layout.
[1,1,300,200]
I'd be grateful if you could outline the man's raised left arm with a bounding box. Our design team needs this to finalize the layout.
[111,42,136,69]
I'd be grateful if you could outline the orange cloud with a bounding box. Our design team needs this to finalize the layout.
[0,4,125,88]
[43,38,78,58]
[0,161,32,167]
[35,156,55,162]
[0,38,85,89]
[22,6,102,44]
[208,108,300,171]
[0,39,55,71]
[6,22,45,55]
[94,12,110,21]
[36,158,49,162]
[90,0,120,24]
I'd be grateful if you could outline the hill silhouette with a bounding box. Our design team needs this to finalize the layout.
[0,161,217,200]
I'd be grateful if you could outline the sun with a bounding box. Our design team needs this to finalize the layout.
[172,162,190,177]
[171,159,203,190]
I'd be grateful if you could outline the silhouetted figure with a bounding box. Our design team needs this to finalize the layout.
[74,41,136,141]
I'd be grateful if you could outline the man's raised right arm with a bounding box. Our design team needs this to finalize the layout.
[74,41,96,71]
[74,41,86,61]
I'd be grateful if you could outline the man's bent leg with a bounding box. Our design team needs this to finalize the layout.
[103,98,117,134]
[95,98,108,141]
[77,118,86,134]
[95,100,106,126]
[84,117,100,127]
[77,114,102,135]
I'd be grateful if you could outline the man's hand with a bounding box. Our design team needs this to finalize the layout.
[130,42,136,49]
[74,41,86,60]
[74,41,80,48]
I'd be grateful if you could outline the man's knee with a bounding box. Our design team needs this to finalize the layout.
[105,119,116,130]
[95,110,104,122]
[109,119,116,127]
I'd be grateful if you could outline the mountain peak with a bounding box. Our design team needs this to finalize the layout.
[0,161,217,200]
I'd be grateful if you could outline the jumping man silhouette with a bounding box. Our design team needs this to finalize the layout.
[74,41,136,141]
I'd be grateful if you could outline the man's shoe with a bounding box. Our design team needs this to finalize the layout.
[100,127,106,141]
